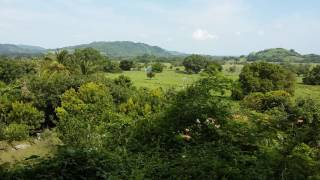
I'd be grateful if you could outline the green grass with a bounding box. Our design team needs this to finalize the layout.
[0,140,54,164]
[106,65,320,102]
[295,83,320,101]
[0,130,61,164]
[106,69,200,89]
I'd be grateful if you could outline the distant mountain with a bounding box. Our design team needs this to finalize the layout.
[0,44,46,56]
[247,48,303,62]
[60,41,179,57]
[247,48,320,63]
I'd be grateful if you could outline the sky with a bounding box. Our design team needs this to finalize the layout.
[0,0,320,55]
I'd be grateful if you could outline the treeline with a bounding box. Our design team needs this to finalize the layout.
[1,50,320,179]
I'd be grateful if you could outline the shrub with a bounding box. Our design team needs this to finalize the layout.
[6,101,45,130]
[182,55,208,73]
[303,65,320,85]
[202,62,222,75]
[242,90,292,112]
[151,62,164,73]
[232,62,295,99]
[119,60,133,71]
[114,75,132,88]
[146,72,155,79]
[2,123,29,141]
[228,65,237,73]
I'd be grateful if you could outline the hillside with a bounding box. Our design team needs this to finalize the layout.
[61,41,175,57]
[247,48,303,62]
[0,44,46,56]
[247,48,320,63]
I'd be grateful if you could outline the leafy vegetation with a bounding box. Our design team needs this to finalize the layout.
[247,48,320,63]
[232,62,296,99]
[1,48,320,179]
[303,65,320,85]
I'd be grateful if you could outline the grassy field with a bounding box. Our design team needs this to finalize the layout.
[106,69,200,89]
[106,64,320,101]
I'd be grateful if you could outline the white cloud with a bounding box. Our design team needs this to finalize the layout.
[192,29,218,41]
[235,31,241,36]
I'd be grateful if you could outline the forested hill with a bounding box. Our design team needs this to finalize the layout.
[60,41,178,57]
[0,44,46,56]
[0,41,183,57]
[247,48,320,63]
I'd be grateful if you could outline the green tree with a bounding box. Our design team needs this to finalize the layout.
[242,90,292,112]
[6,101,44,130]
[202,62,222,75]
[119,60,134,71]
[56,82,120,149]
[74,48,106,75]
[0,60,37,83]
[232,62,295,99]
[303,65,320,85]
[182,54,208,73]
[151,62,164,73]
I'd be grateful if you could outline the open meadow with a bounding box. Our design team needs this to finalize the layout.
[106,64,320,102]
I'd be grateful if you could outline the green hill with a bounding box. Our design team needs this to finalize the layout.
[0,44,46,56]
[247,48,304,62]
[61,41,176,57]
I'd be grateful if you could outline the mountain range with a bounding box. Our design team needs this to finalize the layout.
[0,44,46,56]
[0,42,320,63]
[0,41,181,57]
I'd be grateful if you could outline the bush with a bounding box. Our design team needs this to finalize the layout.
[104,61,122,73]
[6,101,45,130]
[228,65,237,73]
[2,123,29,141]
[232,62,295,99]
[119,60,133,71]
[303,65,320,85]
[146,72,155,79]
[202,62,222,75]
[114,75,132,88]
[242,90,292,112]
[151,62,164,73]
[182,55,208,73]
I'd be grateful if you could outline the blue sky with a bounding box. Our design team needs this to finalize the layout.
[0,0,320,55]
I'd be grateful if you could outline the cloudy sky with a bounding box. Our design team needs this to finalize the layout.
[0,0,320,55]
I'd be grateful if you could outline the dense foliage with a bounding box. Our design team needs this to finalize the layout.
[1,50,320,179]
[303,65,320,85]
[232,62,296,99]
[119,60,134,71]
[183,54,208,73]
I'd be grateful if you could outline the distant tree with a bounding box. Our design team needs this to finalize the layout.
[74,48,106,75]
[303,65,320,85]
[232,62,295,100]
[0,60,37,83]
[146,66,155,79]
[120,60,134,71]
[55,49,70,65]
[182,54,208,73]
[202,62,222,75]
[152,62,164,73]
[228,65,237,73]
[103,61,122,73]
[296,64,311,77]
[114,75,132,88]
